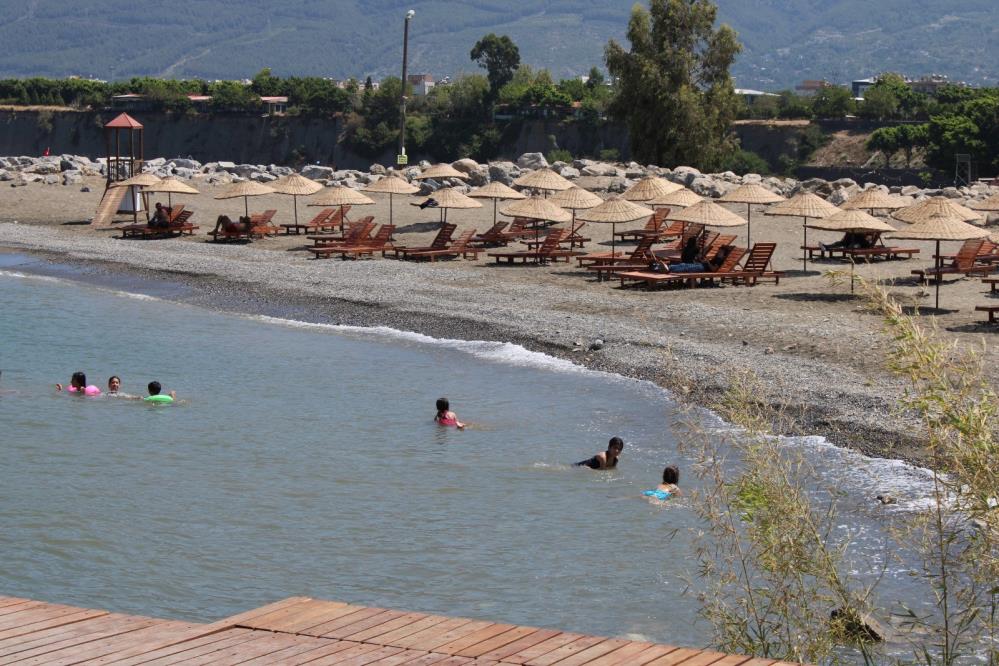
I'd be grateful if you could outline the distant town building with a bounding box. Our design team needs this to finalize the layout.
[908,74,953,95]
[407,74,435,96]
[111,93,152,112]
[851,78,877,99]
[735,88,779,105]
[186,94,211,112]
[795,80,833,96]
[260,96,288,114]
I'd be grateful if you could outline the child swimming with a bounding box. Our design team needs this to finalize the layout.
[143,381,176,404]
[106,375,142,399]
[56,371,101,396]
[575,437,624,470]
[434,397,465,429]
[643,465,681,501]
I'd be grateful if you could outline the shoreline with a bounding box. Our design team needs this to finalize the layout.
[0,222,929,465]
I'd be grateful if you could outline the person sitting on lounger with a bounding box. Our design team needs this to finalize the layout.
[821,232,875,251]
[435,397,465,429]
[669,236,708,273]
[575,437,624,470]
[644,465,681,501]
[150,202,171,228]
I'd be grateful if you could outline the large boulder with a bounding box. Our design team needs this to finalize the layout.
[172,167,195,180]
[517,152,548,170]
[167,158,200,170]
[250,171,277,183]
[215,161,236,171]
[62,170,83,186]
[559,166,581,179]
[689,176,735,198]
[467,166,490,186]
[145,157,166,168]
[742,173,763,184]
[488,161,518,185]
[301,164,335,180]
[798,178,833,197]
[369,163,386,175]
[671,166,702,186]
[43,174,60,185]
[831,177,858,190]
[940,187,963,199]
[580,162,619,177]
[24,161,60,175]
[451,158,480,174]
[0,169,11,181]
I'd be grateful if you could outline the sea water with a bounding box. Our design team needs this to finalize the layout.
[0,253,940,650]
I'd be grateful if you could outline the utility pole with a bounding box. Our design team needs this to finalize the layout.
[398,9,415,167]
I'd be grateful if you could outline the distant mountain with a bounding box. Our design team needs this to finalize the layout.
[0,1,995,90]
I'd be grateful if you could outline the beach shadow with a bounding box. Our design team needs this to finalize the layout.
[900,305,960,316]
[394,221,443,234]
[949,322,999,333]
[782,269,824,278]
[62,220,95,226]
[774,292,860,303]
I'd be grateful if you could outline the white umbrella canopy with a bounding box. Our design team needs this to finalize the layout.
[622,176,682,202]
[888,211,989,310]
[576,196,654,253]
[766,192,839,271]
[468,181,527,226]
[364,175,419,226]
[270,174,322,227]
[512,168,574,193]
[214,180,276,217]
[718,183,786,247]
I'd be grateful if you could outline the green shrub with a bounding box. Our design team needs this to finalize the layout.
[546,148,572,163]
[598,148,619,162]
[719,149,770,175]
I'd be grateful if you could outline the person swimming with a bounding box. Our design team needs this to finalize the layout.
[56,371,101,396]
[434,397,465,429]
[106,375,142,399]
[643,465,681,501]
[575,437,624,470]
[143,381,176,404]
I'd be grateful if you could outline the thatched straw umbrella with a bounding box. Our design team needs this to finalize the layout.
[413,163,469,181]
[112,173,163,223]
[718,183,785,248]
[888,211,989,310]
[649,187,702,209]
[970,193,999,212]
[893,196,983,224]
[840,188,905,216]
[622,176,682,203]
[468,181,526,227]
[214,180,275,218]
[549,186,604,248]
[309,186,375,233]
[144,177,199,209]
[512,168,574,196]
[364,175,419,227]
[500,196,571,241]
[412,186,482,225]
[806,210,896,293]
[670,200,747,231]
[270,174,322,228]
[575,197,654,254]
[765,193,839,271]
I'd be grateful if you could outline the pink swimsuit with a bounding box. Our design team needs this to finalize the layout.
[68,385,102,396]
[435,412,458,427]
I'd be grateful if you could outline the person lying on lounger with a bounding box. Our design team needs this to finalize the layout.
[212,215,251,235]
[821,232,876,251]
[575,437,624,470]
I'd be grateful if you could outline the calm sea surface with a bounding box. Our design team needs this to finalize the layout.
[0,253,938,650]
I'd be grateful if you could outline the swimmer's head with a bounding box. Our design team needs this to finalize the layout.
[436,397,449,413]
[108,376,121,392]
[147,381,161,396]
[662,465,679,485]
[608,437,624,454]
[71,371,86,388]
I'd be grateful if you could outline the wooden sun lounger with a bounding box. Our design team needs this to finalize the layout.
[384,223,457,259]
[310,224,395,259]
[470,221,509,247]
[405,229,480,261]
[617,247,749,288]
[120,210,199,238]
[488,229,584,264]
[913,239,994,282]
[521,221,591,250]
[281,208,338,235]
[615,208,671,241]
[976,305,999,324]
[308,218,376,246]
[577,235,658,268]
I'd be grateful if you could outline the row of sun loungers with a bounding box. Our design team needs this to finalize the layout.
[119,205,199,238]
[281,206,350,235]
[617,242,782,289]
[913,238,999,283]
[207,210,279,242]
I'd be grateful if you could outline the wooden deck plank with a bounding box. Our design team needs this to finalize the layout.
[644,647,704,666]
[307,607,393,638]
[385,653,453,666]
[455,625,541,659]
[621,644,683,666]
[524,635,608,666]
[135,630,263,665]
[0,608,109,642]
[0,599,31,611]
[384,618,476,649]
[242,599,347,632]
[672,650,730,666]
[14,620,196,666]
[404,620,493,652]
[270,639,360,665]
[341,612,430,643]
[434,623,518,656]
[95,628,254,665]
[236,637,342,665]
[302,641,384,665]
[499,632,582,665]
[545,638,633,666]
[581,641,660,666]
[325,644,407,665]
[321,610,409,640]
[709,655,753,666]
[475,628,561,662]
[263,601,356,634]
[0,602,48,624]
[373,616,453,647]
[737,660,776,666]
[349,648,433,666]
[0,615,152,662]
[175,633,306,665]
[219,597,316,630]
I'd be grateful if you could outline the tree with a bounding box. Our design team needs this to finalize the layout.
[605,0,742,169]
[810,86,854,118]
[585,67,605,90]
[858,86,898,120]
[470,34,520,99]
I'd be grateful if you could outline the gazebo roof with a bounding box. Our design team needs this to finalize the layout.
[105,113,143,129]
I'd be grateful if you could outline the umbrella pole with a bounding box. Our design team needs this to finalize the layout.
[389,194,394,226]
[850,259,855,294]
[493,199,498,227]
[293,195,299,225]
[802,217,808,272]
[746,204,752,248]
[341,205,346,233]
[244,196,249,219]
[612,222,616,255]
[935,239,941,310]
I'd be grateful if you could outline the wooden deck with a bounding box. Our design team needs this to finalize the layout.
[0,594,795,665]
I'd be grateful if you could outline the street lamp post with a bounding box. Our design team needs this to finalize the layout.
[398,9,415,165]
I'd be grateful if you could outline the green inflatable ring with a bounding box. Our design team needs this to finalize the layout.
[144,394,174,404]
